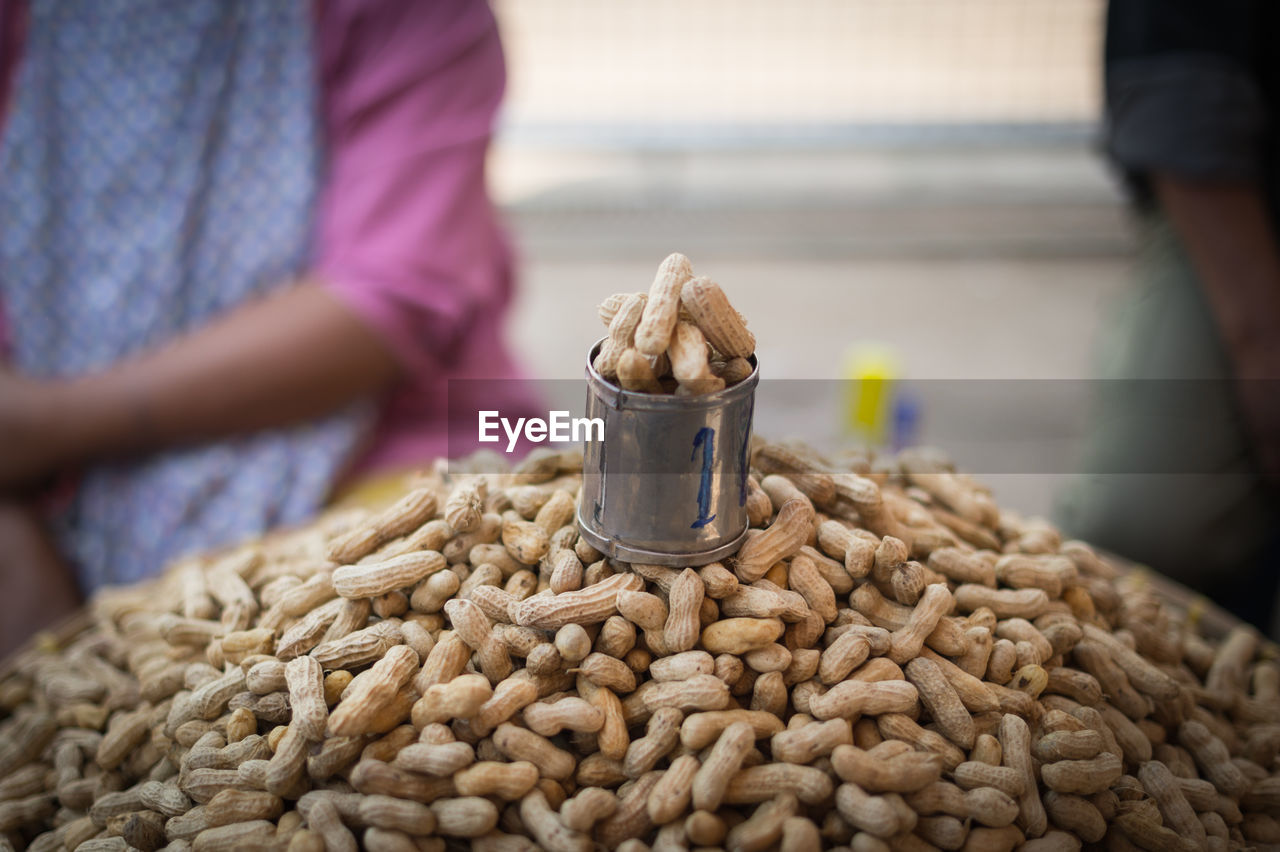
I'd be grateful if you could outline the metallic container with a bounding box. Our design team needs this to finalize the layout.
[577,339,759,566]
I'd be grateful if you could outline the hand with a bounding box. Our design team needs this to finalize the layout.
[0,499,82,658]
[0,369,67,492]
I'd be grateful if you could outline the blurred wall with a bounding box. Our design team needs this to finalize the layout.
[494,0,1102,138]
[488,0,1126,519]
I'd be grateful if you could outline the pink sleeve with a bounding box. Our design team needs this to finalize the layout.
[313,0,513,376]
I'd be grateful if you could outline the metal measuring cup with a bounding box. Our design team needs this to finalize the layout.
[576,338,760,566]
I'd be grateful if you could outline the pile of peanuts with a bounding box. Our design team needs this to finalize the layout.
[2,448,1280,851]
[593,253,755,395]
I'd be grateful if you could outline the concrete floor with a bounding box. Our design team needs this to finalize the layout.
[497,144,1136,518]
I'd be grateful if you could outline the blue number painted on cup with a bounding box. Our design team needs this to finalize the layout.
[691,427,717,529]
[737,394,755,507]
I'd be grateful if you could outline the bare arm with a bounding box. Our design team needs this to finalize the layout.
[2,278,399,489]
[1154,176,1280,478]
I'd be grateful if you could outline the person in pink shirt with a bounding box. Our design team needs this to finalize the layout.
[0,0,532,655]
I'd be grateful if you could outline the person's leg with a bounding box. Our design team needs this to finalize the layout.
[0,500,82,659]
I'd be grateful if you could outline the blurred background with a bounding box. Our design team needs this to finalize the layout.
[5,0,1273,649]
[490,0,1124,519]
